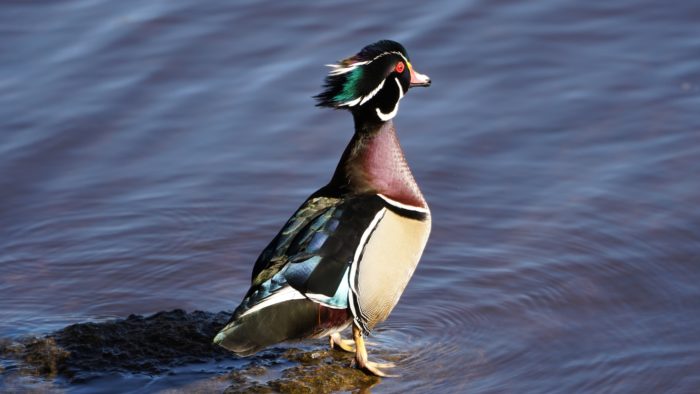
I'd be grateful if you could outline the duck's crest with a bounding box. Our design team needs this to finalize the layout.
[314,40,409,109]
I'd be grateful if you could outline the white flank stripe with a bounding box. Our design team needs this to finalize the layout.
[347,270,359,321]
[359,79,385,106]
[348,208,386,325]
[375,78,404,121]
[377,193,429,213]
[240,286,306,317]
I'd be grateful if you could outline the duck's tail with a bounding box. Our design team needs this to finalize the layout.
[213,298,351,356]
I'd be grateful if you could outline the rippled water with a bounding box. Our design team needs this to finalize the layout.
[2,0,700,392]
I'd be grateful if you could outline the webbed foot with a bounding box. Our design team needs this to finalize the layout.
[352,325,398,377]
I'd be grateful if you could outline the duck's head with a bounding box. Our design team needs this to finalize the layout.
[315,40,430,122]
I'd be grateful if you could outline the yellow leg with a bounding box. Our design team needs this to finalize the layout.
[353,324,396,377]
[329,332,355,352]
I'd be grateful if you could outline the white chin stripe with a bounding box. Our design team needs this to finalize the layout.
[240,286,306,317]
[375,77,404,121]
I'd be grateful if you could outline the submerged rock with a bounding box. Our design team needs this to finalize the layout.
[1,310,229,380]
[54,309,231,377]
[220,348,379,393]
[0,310,384,392]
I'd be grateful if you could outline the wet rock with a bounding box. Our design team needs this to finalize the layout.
[1,337,69,377]
[267,349,379,393]
[1,310,386,392]
[1,309,230,381]
[52,309,231,378]
[219,348,379,393]
[21,337,70,377]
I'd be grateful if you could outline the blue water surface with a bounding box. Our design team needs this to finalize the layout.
[1,1,699,392]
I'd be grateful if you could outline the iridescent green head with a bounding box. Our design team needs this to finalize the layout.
[314,40,430,122]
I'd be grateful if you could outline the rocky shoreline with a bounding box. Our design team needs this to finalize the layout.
[0,310,381,393]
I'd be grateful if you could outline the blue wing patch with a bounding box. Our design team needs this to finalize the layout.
[283,256,322,289]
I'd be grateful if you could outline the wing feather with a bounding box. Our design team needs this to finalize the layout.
[232,194,386,319]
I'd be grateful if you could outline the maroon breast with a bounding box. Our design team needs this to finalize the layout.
[359,122,428,208]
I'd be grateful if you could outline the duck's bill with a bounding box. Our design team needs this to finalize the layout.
[409,67,431,87]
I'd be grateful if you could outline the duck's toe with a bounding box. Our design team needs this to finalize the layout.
[360,360,398,377]
[329,332,356,352]
[352,324,398,377]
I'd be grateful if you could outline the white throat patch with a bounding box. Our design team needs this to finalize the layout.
[376,77,404,121]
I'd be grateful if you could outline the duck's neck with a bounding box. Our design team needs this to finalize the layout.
[326,117,427,208]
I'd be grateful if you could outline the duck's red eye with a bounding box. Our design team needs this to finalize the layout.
[395,62,405,73]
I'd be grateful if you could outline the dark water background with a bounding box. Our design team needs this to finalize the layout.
[2,0,700,392]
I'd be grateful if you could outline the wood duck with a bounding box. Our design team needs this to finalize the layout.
[214,40,431,377]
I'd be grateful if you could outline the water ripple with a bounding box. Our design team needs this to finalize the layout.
[2,0,700,392]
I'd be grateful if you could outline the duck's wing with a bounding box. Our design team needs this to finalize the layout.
[231,193,387,321]
[214,194,387,355]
